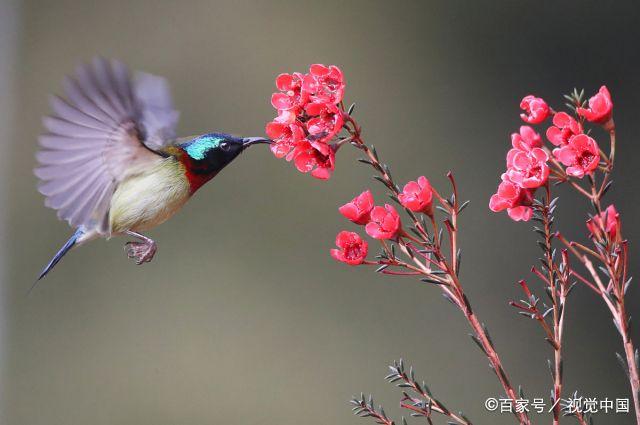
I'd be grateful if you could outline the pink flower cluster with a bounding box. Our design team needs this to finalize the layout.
[266,64,346,179]
[331,177,434,265]
[489,125,548,221]
[490,87,613,221]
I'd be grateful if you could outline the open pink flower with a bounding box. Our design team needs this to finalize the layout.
[489,179,534,222]
[330,231,368,265]
[511,126,542,150]
[553,134,600,178]
[520,95,549,124]
[271,72,309,112]
[398,176,433,215]
[587,204,621,241]
[365,204,401,240]
[303,64,345,104]
[339,190,374,224]
[505,147,549,189]
[546,112,583,146]
[577,86,613,126]
[305,102,344,148]
[265,120,305,159]
[292,141,336,180]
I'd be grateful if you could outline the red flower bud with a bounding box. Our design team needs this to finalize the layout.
[520,95,549,124]
[587,204,621,241]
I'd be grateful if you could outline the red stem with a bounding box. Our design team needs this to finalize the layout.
[560,127,640,424]
[345,113,529,424]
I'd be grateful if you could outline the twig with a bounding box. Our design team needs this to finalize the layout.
[344,113,530,424]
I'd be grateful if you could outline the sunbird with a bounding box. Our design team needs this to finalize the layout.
[34,57,270,281]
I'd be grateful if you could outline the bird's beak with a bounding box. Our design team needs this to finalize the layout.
[242,137,272,147]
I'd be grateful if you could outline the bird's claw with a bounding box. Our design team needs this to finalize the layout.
[124,240,157,265]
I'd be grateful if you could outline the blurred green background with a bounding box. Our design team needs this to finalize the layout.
[1,0,640,423]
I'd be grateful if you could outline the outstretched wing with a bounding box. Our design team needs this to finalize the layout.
[35,57,180,234]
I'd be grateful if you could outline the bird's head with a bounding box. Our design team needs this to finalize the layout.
[176,133,270,192]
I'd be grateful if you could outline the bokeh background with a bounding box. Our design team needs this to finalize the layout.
[1,0,640,423]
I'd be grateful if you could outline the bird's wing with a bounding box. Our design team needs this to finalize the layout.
[34,57,180,234]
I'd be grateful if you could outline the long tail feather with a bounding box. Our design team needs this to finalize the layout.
[31,229,84,292]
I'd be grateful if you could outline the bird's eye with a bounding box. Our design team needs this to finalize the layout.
[220,142,231,151]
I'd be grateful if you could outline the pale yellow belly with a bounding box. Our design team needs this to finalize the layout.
[109,159,191,234]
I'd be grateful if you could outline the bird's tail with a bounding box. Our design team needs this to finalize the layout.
[32,228,84,289]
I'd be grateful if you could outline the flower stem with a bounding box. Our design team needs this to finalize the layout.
[345,113,529,424]
[465,309,529,424]
[541,185,565,425]
[558,129,640,423]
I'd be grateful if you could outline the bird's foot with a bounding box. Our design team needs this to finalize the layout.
[124,239,157,265]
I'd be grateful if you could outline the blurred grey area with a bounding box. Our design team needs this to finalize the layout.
[1,0,640,424]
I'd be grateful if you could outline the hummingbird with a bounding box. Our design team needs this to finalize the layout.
[34,57,270,282]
